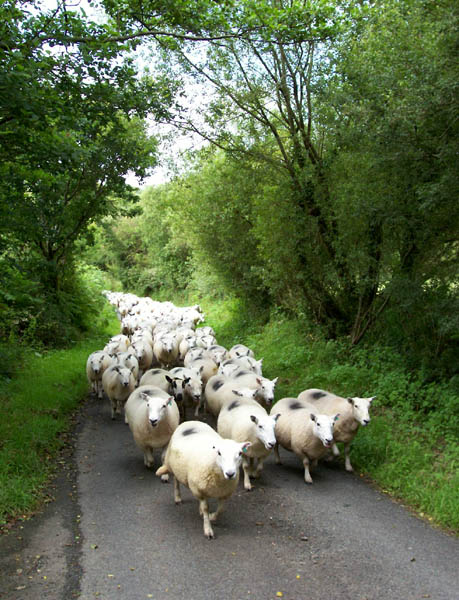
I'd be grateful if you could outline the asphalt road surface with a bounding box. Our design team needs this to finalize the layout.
[1,394,458,600]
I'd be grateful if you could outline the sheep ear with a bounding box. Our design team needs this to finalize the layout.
[183,377,191,384]
[140,392,149,400]
[347,397,354,405]
[241,442,251,453]
[369,396,376,403]
[232,390,243,397]
[273,413,281,422]
[199,365,204,374]
[250,415,258,424]
[256,377,262,385]
[334,413,340,422]
[310,413,317,422]
[272,377,278,384]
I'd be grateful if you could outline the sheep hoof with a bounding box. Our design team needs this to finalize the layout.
[161,474,169,483]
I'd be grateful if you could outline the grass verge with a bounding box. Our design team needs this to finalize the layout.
[0,310,119,528]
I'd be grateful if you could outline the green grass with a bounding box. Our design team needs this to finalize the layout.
[0,310,119,527]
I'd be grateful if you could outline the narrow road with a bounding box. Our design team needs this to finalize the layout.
[1,395,458,600]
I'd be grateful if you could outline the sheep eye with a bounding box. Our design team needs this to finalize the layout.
[317,422,321,426]
[217,450,221,456]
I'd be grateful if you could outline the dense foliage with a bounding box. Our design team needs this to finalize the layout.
[1,0,457,376]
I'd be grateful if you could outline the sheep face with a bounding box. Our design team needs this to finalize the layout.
[250,414,279,450]
[116,366,133,387]
[143,393,174,427]
[213,439,252,480]
[256,377,278,404]
[310,413,339,448]
[348,396,375,426]
[89,354,104,375]
[183,376,203,405]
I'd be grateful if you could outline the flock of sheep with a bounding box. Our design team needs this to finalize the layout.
[86,292,375,539]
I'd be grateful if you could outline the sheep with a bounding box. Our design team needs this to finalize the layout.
[228,344,255,359]
[204,344,229,366]
[196,334,217,350]
[131,339,154,378]
[184,347,206,367]
[114,351,139,382]
[204,374,258,417]
[297,388,375,472]
[185,356,218,386]
[218,356,263,378]
[217,398,279,490]
[169,366,204,418]
[155,421,251,539]
[196,326,216,338]
[139,367,174,393]
[125,385,179,480]
[178,333,198,363]
[102,364,136,420]
[227,370,278,409]
[86,351,114,399]
[269,397,339,483]
[153,332,179,369]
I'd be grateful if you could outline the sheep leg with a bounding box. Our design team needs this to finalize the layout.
[242,457,252,491]
[332,442,340,457]
[274,443,282,465]
[159,448,169,482]
[209,499,226,522]
[253,458,264,478]
[110,400,116,420]
[302,456,313,484]
[143,447,154,469]
[199,499,214,539]
[344,443,353,472]
[173,477,182,504]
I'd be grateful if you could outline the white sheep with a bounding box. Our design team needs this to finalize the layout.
[270,397,339,483]
[218,356,263,377]
[153,332,179,369]
[139,367,174,393]
[204,344,229,366]
[217,398,279,490]
[204,374,258,417]
[185,356,219,386]
[86,351,114,399]
[102,364,136,420]
[125,385,179,480]
[114,351,139,382]
[169,366,204,418]
[228,344,255,359]
[131,339,154,378]
[184,347,206,367]
[297,388,375,472]
[227,370,278,408]
[156,421,251,539]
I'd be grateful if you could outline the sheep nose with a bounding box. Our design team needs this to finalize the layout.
[149,419,158,427]
[363,419,370,426]
[267,442,275,449]
[225,471,236,479]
